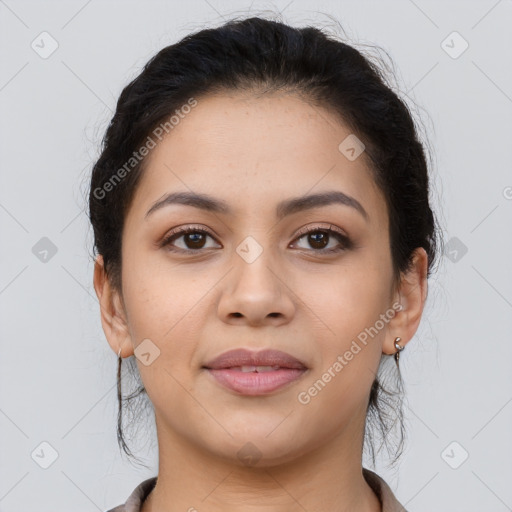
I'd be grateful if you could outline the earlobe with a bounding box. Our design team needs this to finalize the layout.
[383,247,429,355]
[93,255,133,358]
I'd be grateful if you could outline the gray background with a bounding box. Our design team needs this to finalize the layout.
[1,0,511,511]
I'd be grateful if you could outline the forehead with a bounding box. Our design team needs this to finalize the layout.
[128,91,387,227]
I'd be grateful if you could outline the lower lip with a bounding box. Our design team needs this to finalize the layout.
[204,368,307,395]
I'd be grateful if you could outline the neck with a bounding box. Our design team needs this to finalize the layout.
[141,417,381,512]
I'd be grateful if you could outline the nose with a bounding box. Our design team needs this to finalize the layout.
[217,246,296,327]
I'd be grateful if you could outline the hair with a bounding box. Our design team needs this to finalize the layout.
[88,13,442,470]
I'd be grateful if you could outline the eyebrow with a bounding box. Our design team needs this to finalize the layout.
[145,190,369,222]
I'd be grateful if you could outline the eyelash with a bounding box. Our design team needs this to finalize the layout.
[160,224,353,255]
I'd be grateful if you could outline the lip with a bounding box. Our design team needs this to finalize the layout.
[202,348,309,396]
[203,348,308,370]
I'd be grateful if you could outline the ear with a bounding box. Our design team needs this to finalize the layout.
[93,254,134,358]
[383,247,428,355]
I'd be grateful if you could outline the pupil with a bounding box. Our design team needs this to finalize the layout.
[310,232,328,249]
[187,233,205,248]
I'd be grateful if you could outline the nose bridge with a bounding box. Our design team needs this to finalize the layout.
[233,232,280,297]
[217,231,295,325]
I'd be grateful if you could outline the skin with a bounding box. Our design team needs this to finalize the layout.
[94,90,428,512]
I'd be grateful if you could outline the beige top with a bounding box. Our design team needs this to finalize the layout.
[105,468,407,512]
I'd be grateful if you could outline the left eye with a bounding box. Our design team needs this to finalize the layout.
[291,226,352,253]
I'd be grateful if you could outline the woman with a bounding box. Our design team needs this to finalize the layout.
[90,15,441,512]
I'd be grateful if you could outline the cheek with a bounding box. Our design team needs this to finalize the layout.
[121,246,203,338]
[294,271,387,430]
[298,259,392,380]
[122,264,209,406]
[119,260,204,398]
[305,259,391,326]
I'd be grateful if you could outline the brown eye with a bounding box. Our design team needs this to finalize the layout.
[292,226,353,253]
[161,227,220,252]
[181,232,207,249]
[306,231,329,250]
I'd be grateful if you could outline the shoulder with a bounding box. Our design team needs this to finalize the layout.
[363,468,408,512]
[104,477,157,512]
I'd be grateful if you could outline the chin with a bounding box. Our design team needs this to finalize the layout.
[203,430,309,468]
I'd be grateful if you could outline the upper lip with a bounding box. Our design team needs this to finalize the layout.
[203,348,308,370]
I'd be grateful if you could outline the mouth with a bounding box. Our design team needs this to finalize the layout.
[221,365,283,372]
[203,348,308,370]
[202,348,309,395]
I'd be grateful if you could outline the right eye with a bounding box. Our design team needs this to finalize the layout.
[160,226,221,252]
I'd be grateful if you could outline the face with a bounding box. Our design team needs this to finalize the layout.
[103,91,405,466]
